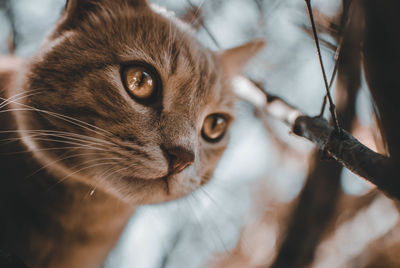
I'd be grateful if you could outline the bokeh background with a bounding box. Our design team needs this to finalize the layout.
[1,0,396,267]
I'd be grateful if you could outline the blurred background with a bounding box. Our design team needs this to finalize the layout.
[1,0,397,267]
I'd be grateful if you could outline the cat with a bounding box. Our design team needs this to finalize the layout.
[0,0,264,267]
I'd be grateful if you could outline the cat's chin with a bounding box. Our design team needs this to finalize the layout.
[165,168,202,199]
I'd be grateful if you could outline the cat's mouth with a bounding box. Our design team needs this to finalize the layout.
[145,174,171,194]
[120,166,201,203]
[124,173,173,195]
[162,176,171,195]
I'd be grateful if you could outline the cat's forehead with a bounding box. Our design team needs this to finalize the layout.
[58,3,234,111]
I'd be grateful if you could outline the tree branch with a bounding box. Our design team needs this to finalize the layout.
[270,13,363,263]
[233,76,396,199]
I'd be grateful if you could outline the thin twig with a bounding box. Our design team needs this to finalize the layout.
[319,43,340,116]
[304,0,340,131]
[185,0,221,49]
[320,0,353,116]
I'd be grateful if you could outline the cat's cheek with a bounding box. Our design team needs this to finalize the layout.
[167,165,201,199]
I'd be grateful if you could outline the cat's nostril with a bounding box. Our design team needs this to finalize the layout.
[164,146,195,174]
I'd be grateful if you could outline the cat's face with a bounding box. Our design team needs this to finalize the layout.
[17,0,263,204]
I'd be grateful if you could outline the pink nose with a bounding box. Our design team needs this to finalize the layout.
[164,146,195,174]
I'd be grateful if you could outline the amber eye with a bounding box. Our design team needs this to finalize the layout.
[201,114,229,142]
[122,65,158,103]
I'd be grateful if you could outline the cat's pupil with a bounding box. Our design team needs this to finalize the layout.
[201,114,228,142]
[138,73,147,86]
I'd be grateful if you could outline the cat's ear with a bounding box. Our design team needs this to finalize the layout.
[61,0,148,28]
[219,39,266,77]
[62,0,93,24]
[64,0,148,12]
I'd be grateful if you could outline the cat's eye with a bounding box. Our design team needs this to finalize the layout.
[122,64,159,103]
[201,114,229,142]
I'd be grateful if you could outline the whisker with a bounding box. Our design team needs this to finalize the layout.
[0,129,116,147]
[1,94,122,150]
[99,164,133,181]
[0,135,108,152]
[48,160,119,189]
[0,89,44,108]
[30,133,110,148]
[197,187,239,227]
[0,103,112,138]
[191,192,229,253]
[0,91,45,109]
[25,151,111,179]
[32,129,114,145]
[206,180,242,198]
[97,166,121,180]
[0,132,109,146]
[184,194,226,252]
[0,145,102,155]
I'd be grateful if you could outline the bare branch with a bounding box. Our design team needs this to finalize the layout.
[292,115,391,184]
[233,78,397,199]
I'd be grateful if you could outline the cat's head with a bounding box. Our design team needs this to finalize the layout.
[17,0,264,204]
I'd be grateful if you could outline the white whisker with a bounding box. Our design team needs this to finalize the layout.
[0,89,44,108]
[25,151,112,179]
[0,132,109,148]
[0,129,116,147]
[189,192,229,252]
[1,135,108,152]
[1,103,112,138]
[49,160,119,189]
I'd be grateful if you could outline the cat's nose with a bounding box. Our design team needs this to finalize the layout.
[164,146,195,174]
